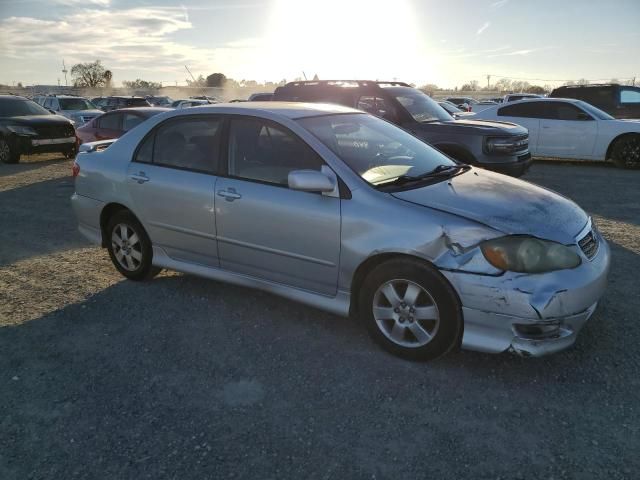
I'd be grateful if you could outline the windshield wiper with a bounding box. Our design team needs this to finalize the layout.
[374,164,470,188]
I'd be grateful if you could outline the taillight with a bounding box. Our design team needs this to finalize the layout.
[72,161,80,177]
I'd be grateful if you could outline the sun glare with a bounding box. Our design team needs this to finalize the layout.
[263,0,426,82]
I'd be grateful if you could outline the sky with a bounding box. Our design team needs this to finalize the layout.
[0,0,638,88]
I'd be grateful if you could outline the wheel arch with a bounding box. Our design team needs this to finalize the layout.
[606,132,640,161]
[99,202,139,247]
[349,252,457,316]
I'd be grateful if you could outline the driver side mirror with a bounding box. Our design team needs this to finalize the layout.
[288,170,335,193]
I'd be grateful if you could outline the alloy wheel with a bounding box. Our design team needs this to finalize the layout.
[372,279,440,348]
[111,223,143,271]
[621,138,640,168]
[0,139,10,163]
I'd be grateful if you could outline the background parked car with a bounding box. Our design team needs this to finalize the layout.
[472,98,640,167]
[145,96,173,107]
[438,100,476,119]
[248,93,274,101]
[444,97,478,111]
[274,80,531,176]
[100,96,151,112]
[41,95,103,127]
[549,84,640,119]
[503,93,543,103]
[76,107,170,143]
[174,99,210,109]
[0,95,76,163]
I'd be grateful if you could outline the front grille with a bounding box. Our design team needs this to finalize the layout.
[35,124,75,139]
[578,229,599,259]
[511,134,529,153]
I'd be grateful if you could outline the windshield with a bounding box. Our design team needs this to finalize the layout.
[0,98,51,117]
[577,100,614,120]
[384,87,451,123]
[299,113,456,186]
[440,102,462,114]
[59,98,96,110]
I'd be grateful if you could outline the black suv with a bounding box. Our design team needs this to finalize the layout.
[100,96,151,112]
[0,95,76,164]
[549,84,640,119]
[273,81,531,176]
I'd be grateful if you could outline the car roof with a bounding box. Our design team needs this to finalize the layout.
[105,107,172,115]
[0,95,28,100]
[503,97,582,104]
[178,101,360,119]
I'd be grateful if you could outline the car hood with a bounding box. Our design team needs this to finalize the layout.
[2,114,73,127]
[414,118,527,135]
[62,109,104,117]
[391,168,588,244]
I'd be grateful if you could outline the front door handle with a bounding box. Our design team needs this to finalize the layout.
[129,172,150,184]
[217,189,242,201]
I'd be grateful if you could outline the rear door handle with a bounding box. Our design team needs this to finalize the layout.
[129,172,150,184]
[217,189,242,201]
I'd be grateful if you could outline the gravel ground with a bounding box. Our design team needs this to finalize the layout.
[1,155,639,479]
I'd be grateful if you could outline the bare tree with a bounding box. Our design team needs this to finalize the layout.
[104,70,113,88]
[186,74,206,87]
[71,60,108,88]
[122,79,161,90]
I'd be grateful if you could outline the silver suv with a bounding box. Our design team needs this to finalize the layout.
[42,95,104,126]
[71,103,609,361]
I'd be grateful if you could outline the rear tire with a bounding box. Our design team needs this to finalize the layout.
[358,258,463,361]
[0,138,20,164]
[106,210,161,281]
[611,135,640,168]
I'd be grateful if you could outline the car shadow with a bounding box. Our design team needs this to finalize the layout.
[0,175,88,266]
[0,155,70,178]
[523,160,640,227]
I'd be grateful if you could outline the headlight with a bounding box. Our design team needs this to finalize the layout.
[481,236,581,273]
[7,125,38,136]
[485,136,528,153]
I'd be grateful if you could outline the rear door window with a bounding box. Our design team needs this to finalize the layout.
[356,95,398,122]
[498,102,549,118]
[98,113,121,130]
[123,113,145,131]
[152,117,221,174]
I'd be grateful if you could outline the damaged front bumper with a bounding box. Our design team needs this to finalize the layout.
[442,229,611,357]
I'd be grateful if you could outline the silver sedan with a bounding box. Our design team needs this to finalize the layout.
[71,102,610,361]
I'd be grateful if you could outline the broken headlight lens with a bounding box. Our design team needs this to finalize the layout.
[481,236,581,273]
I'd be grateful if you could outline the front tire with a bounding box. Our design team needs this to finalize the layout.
[358,258,463,361]
[106,210,161,281]
[611,135,640,168]
[0,138,20,164]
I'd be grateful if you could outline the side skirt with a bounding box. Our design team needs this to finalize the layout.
[152,246,351,317]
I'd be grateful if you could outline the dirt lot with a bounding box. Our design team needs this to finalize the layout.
[1,155,639,479]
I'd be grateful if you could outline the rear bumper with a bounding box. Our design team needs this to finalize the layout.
[71,193,104,245]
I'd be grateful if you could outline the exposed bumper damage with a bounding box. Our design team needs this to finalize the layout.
[433,227,611,357]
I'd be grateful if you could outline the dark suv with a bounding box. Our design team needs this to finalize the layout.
[0,95,76,164]
[549,84,640,119]
[273,81,531,176]
[100,96,151,112]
